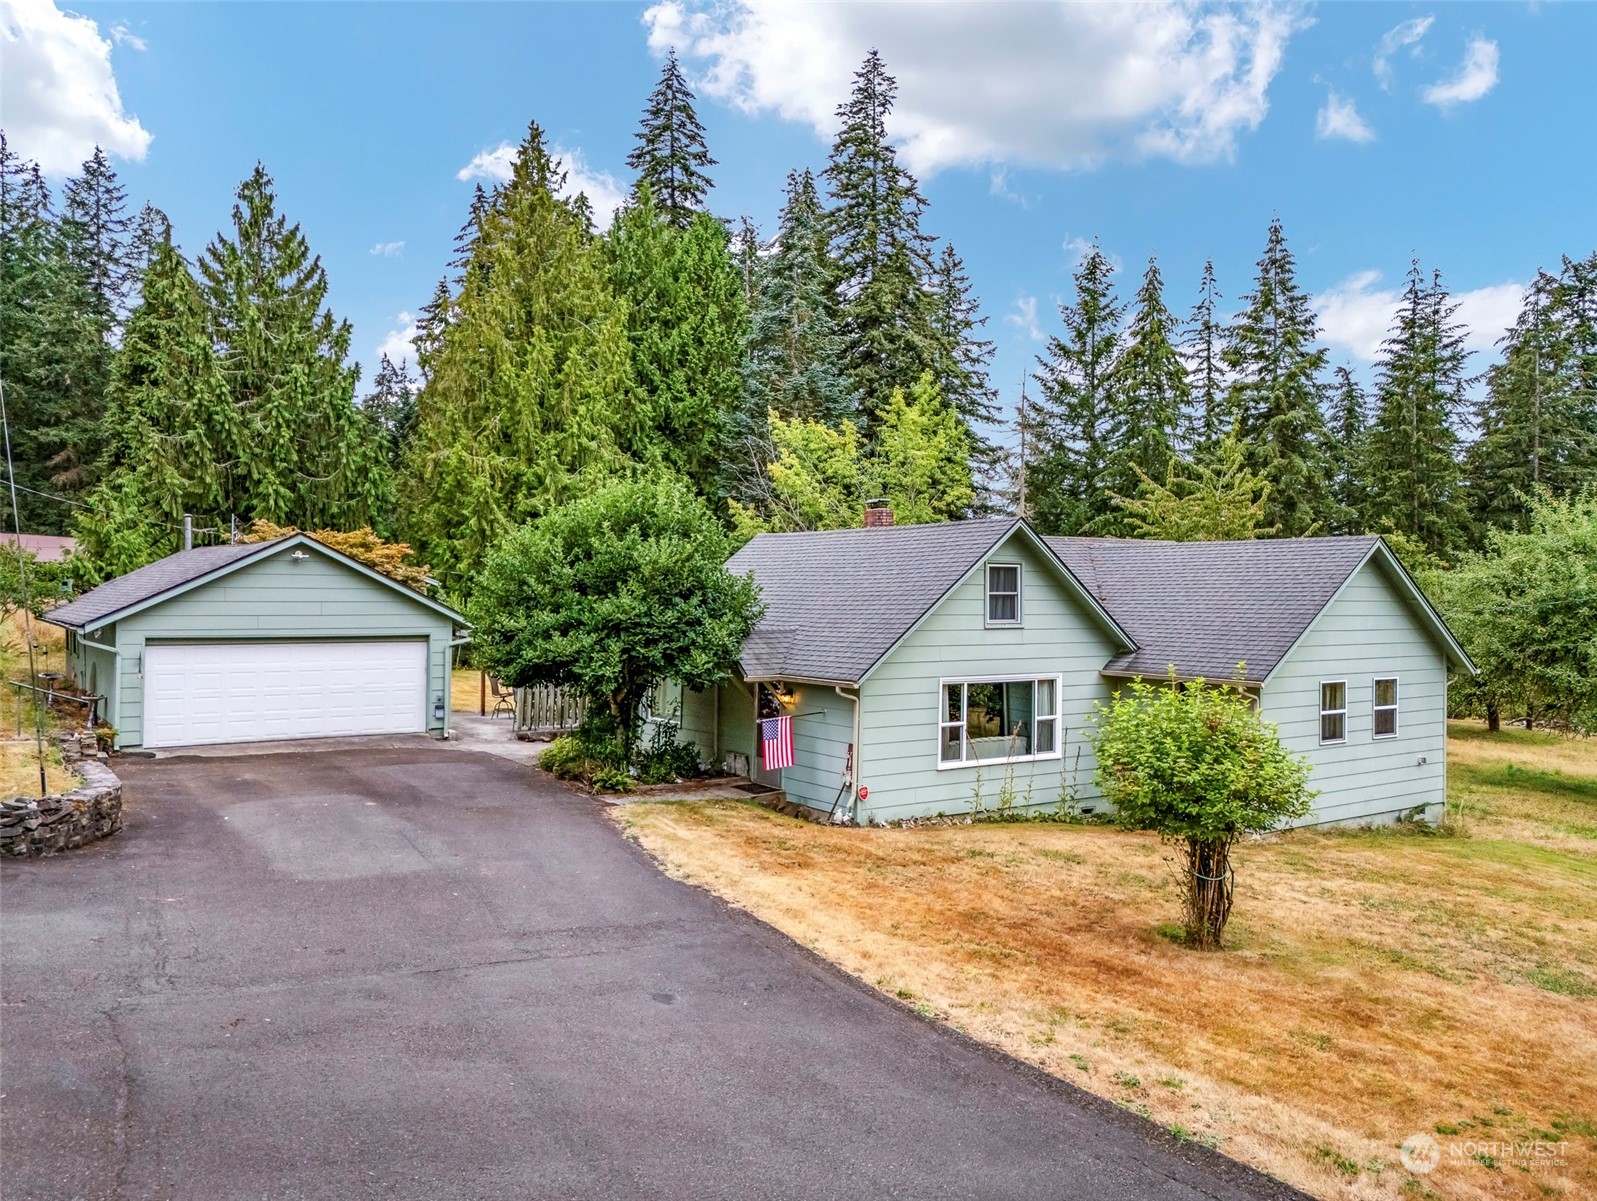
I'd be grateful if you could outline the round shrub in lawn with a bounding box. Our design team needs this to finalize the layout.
[1090,675,1313,950]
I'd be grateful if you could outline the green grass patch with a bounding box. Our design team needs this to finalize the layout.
[1521,967,1597,998]
[1469,763,1597,802]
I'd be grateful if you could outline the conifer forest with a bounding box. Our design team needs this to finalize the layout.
[3,49,1594,629]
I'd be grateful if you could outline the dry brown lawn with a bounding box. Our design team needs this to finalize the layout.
[617,722,1597,1201]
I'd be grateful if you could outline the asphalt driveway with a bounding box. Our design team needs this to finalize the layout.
[1,747,1302,1201]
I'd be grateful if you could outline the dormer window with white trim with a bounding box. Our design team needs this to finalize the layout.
[986,563,1021,626]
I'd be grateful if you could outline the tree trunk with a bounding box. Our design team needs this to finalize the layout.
[1486,702,1500,733]
[1181,836,1236,951]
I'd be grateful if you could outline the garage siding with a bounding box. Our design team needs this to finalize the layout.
[106,550,456,748]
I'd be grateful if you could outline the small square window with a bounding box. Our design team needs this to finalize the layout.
[1373,677,1398,738]
[987,564,1020,624]
[1320,681,1347,744]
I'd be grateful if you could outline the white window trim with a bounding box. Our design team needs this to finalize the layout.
[937,674,1062,770]
[984,562,1023,628]
[1319,679,1348,746]
[1372,675,1399,739]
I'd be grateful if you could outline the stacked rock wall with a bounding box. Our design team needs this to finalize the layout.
[0,732,123,857]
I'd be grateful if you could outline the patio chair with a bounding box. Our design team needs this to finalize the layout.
[489,678,516,720]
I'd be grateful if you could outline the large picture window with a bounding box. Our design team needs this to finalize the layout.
[939,676,1059,767]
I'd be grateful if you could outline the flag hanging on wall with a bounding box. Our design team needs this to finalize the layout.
[760,715,794,771]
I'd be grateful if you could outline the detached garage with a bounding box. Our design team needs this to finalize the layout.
[46,534,468,750]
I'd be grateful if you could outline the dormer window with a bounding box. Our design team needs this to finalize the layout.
[986,563,1021,626]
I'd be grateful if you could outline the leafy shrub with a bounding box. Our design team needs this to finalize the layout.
[592,767,635,794]
[634,718,701,784]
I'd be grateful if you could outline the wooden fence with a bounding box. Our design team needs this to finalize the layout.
[514,684,585,738]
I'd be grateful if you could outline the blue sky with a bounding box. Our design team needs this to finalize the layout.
[6,1,1595,433]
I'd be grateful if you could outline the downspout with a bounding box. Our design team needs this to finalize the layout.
[834,684,861,825]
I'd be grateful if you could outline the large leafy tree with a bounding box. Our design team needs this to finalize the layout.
[470,474,762,760]
[732,374,971,536]
[824,50,939,429]
[605,185,746,499]
[1092,676,1312,949]
[1028,243,1124,535]
[1363,262,1469,554]
[1464,257,1597,534]
[195,164,390,530]
[1223,217,1333,536]
[1113,433,1277,542]
[626,49,716,229]
[1430,489,1597,733]
[1101,253,1190,523]
[402,124,635,596]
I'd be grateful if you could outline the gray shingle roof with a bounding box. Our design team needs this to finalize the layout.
[45,541,281,630]
[727,519,1021,683]
[1045,535,1381,683]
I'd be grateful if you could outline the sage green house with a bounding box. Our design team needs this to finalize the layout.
[672,516,1472,828]
[45,534,468,750]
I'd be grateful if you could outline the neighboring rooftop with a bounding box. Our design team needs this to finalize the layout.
[1045,535,1382,683]
[728,519,1022,683]
[44,541,280,630]
[3,533,76,563]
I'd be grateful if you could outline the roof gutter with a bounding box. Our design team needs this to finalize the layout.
[1100,667,1265,689]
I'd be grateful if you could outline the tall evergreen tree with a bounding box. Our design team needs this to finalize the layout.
[74,235,234,575]
[1363,261,1469,553]
[1028,243,1125,535]
[626,49,716,228]
[1327,365,1369,533]
[61,147,134,330]
[361,353,419,471]
[1465,258,1597,532]
[929,241,999,463]
[1183,258,1227,455]
[1100,253,1190,526]
[402,124,635,595]
[741,170,855,425]
[824,50,939,429]
[606,184,747,498]
[0,137,106,530]
[195,163,389,530]
[1223,217,1333,536]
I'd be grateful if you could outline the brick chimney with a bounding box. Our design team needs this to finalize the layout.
[863,499,894,528]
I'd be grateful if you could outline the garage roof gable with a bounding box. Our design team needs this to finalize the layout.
[45,535,468,633]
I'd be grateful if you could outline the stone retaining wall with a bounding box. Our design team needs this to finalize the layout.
[0,732,123,858]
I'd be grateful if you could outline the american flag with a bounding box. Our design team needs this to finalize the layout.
[760,715,794,771]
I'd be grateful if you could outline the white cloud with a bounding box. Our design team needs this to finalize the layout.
[1006,296,1044,342]
[456,143,516,184]
[645,0,1308,175]
[988,167,1031,209]
[374,311,420,375]
[1315,90,1375,143]
[0,0,152,174]
[109,21,145,51]
[1316,270,1522,363]
[1424,37,1499,108]
[1373,16,1432,89]
[455,140,626,227]
[369,240,405,258]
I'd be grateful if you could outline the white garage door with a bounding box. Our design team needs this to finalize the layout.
[143,641,428,749]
